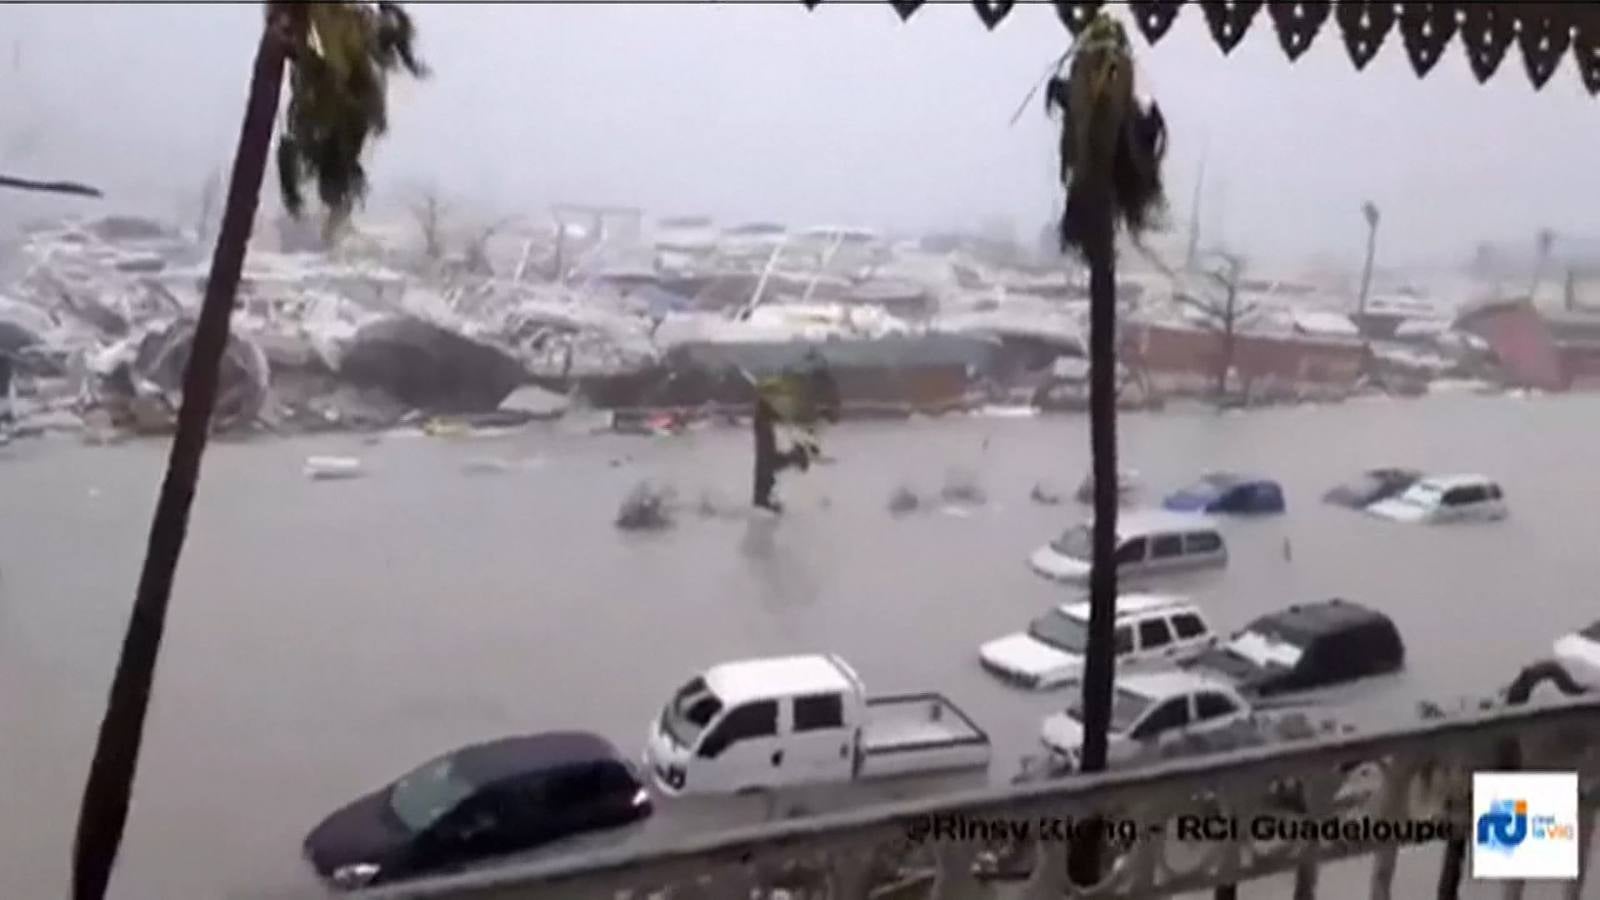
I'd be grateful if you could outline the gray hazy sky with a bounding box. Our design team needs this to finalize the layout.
[4,2,1599,269]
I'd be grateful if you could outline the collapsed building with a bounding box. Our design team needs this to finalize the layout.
[0,205,1557,442]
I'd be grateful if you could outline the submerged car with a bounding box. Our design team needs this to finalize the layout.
[1162,473,1286,515]
[304,731,651,890]
[1186,599,1405,699]
[1074,468,1141,505]
[1322,468,1421,509]
[1553,619,1600,689]
[1365,474,1506,524]
[979,594,1216,689]
[1029,510,1228,584]
[1039,670,1253,772]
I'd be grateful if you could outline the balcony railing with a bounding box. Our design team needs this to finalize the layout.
[366,693,1600,900]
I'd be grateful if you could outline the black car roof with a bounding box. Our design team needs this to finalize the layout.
[449,731,623,784]
[1245,599,1394,645]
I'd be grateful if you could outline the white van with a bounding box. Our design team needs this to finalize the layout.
[645,655,990,796]
[1029,510,1228,584]
[979,594,1217,689]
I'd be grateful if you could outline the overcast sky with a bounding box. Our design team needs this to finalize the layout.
[4,2,1599,270]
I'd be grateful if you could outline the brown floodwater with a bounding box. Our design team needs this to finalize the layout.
[3,393,1597,898]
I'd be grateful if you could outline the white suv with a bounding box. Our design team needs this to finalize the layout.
[979,594,1217,689]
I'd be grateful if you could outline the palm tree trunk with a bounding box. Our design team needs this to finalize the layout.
[1069,181,1120,886]
[71,17,290,900]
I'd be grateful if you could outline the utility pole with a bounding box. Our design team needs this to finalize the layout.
[1185,150,1206,272]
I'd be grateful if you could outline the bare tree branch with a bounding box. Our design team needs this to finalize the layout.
[406,186,450,260]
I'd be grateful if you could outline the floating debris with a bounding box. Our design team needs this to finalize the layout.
[616,481,676,531]
[1029,481,1064,505]
[887,485,921,515]
[460,458,513,475]
[304,456,364,480]
[940,467,986,506]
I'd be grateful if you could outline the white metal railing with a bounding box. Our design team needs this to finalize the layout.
[363,693,1600,900]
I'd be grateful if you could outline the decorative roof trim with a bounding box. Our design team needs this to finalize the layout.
[798,1,1600,95]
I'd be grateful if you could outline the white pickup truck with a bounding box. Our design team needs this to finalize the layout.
[645,654,991,796]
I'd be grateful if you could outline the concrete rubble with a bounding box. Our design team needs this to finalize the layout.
[0,208,1534,445]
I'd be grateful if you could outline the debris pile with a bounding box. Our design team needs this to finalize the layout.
[0,206,1540,445]
[615,480,677,531]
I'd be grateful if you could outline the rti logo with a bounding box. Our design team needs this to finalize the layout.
[1476,799,1529,852]
[1472,773,1579,880]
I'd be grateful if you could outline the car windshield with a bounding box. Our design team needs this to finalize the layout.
[388,755,480,833]
[1346,474,1384,496]
[1185,474,1237,498]
[661,677,723,748]
[1399,483,1444,506]
[1050,525,1093,559]
[1227,629,1305,670]
[1580,620,1600,642]
[1068,687,1153,734]
[1027,608,1090,654]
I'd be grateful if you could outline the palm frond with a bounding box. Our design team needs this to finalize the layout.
[1046,12,1167,256]
[276,1,427,234]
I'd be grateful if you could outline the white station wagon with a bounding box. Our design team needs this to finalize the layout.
[979,594,1217,689]
[1029,510,1228,584]
[1366,474,1507,524]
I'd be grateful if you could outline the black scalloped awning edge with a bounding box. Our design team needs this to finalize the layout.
[797,1,1600,95]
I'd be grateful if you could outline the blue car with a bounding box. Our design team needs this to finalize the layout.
[1163,473,1286,515]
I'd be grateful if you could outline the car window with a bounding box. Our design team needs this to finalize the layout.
[602,761,640,796]
[1150,534,1184,559]
[1171,613,1207,639]
[1195,692,1237,721]
[1183,531,1222,554]
[1443,485,1487,505]
[436,794,503,845]
[1138,618,1172,650]
[1113,538,1147,565]
[1131,697,1190,739]
[699,700,778,757]
[1114,626,1134,655]
[542,766,601,809]
[793,693,844,732]
[1488,483,1503,500]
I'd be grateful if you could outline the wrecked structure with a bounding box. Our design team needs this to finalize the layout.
[0,203,1565,444]
[88,319,270,433]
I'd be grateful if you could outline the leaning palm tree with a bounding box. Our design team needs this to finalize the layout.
[71,5,425,899]
[1044,10,1167,883]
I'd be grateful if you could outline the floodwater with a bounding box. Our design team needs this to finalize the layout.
[3,393,1598,899]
